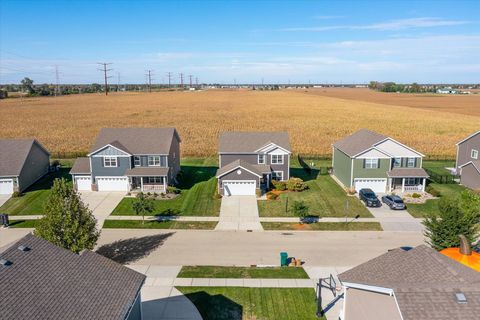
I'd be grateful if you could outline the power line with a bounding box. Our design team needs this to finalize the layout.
[166,72,172,88]
[145,69,154,92]
[55,65,60,97]
[97,62,113,96]
[189,75,193,88]
[179,73,184,88]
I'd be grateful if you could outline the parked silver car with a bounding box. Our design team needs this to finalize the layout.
[381,195,406,210]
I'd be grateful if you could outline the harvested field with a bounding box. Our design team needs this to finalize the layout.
[0,90,478,157]
[302,87,480,117]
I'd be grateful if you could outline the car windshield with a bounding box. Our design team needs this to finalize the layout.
[365,193,376,198]
[394,199,404,203]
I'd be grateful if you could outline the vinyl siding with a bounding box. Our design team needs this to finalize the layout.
[333,148,352,187]
[91,146,129,156]
[352,158,390,180]
[168,135,181,180]
[91,156,130,181]
[457,134,480,169]
[460,164,480,190]
[220,153,289,181]
[17,142,50,192]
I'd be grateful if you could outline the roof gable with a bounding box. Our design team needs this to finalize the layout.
[219,132,291,153]
[374,138,424,158]
[0,139,49,176]
[333,129,387,157]
[216,159,263,178]
[457,130,480,145]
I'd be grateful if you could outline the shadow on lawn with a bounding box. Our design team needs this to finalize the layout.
[23,167,72,192]
[290,168,320,181]
[96,233,174,264]
[182,291,242,320]
[178,166,218,189]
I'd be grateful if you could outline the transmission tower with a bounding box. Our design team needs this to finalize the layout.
[97,63,113,95]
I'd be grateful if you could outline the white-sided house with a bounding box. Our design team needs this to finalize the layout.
[332,129,429,193]
[0,139,50,195]
[70,128,181,193]
[216,132,291,196]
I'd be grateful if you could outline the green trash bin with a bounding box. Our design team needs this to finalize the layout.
[280,252,288,266]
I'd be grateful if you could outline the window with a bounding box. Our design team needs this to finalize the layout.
[258,154,265,164]
[407,158,416,168]
[103,156,117,167]
[272,171,283,181]
[146,176,162,184]
[365,159,378,169]
[471,149,479,159]
[393,158,401,168]
[271,154,283,164]
[134,156,141,166]
[404,178,417,186]
[148,156,161,166]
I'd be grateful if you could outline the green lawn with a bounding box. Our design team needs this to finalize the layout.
[112,158,221,216]
[407,183,468,218]
[261,221,382,231]
[0,166,72,215]
[8,220,38,228]
[422,160,455,176]
[177,266,309,279]
[258,175,372,218]
[102,220,217,229]
[177,287,323,320]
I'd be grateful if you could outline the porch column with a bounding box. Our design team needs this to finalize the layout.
[422,178,426,192]
[163,177,166,192]
[401,178,405,193]
[140,177,144,192]
[388,178,392,193]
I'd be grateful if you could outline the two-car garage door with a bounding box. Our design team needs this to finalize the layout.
[0,179,14,195]
[223,181,256,196]
[97,177,129,192]
[354,178,387,193]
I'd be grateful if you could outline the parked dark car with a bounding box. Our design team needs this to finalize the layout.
[359,188,381,207]
[382,195,406,210]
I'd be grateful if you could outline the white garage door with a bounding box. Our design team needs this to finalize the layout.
[354,178,387,193]
[223,181,256,196]
[0,179,14,195]
[97,177,129,192]
[75,176,92,191]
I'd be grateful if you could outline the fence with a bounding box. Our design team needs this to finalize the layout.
[425,168,459,184]
[297,154,332,177]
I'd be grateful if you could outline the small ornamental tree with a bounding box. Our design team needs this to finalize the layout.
[35,178,100,253]
[423,191,480,250]
[292,200,309,222]
[132,192,154,224]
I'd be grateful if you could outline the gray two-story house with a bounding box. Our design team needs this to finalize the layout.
[216,132,291,196]
[70,127,181,193]
[332,129,428,193]
[456,130,480,190]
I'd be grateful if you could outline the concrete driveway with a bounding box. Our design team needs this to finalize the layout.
[215,196,263,231]
[79,192,125,228]
[0,194,11,208]
[365,203,424,232]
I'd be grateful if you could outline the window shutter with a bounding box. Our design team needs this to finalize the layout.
[363,159,366,168]
[377,159,380,168]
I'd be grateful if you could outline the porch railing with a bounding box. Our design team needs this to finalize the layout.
[142,184,166,192]
[403,185,423,192]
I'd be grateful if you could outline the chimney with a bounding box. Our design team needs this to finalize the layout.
[459,235,472,256]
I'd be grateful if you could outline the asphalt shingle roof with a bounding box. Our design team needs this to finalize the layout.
[0,233,145,320]
[90,127,180,155]
[339,245,480,320]
[387,168,429,178]
[216,159,266,177]
[332,129,387,157]
[218,131,291,153]
[70,157,91,174]
[0,139,49,176]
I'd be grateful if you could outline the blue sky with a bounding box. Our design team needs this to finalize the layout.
[1,0,479,84]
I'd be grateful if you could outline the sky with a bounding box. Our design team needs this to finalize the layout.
[0,0,479,84]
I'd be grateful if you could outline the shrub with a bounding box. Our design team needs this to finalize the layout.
[412,193,421,198]
[292,200,309,221]
[12,191,22,198]
[286,178,308,192]
[272,180,287,191]
[167,186,181,194]
[426,185,441,197]
[267,191,278,200]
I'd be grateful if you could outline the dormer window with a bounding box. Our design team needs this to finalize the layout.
[471,149,478,159]
[104,156,117,167]
[134,156,141,166]
[148,156,161,166]
[271,154,283,164]
[258,154,265,164]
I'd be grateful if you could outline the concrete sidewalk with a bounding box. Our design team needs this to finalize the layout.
[216,195,263,231]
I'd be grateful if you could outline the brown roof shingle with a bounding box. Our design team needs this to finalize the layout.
[0,233,145,320]
[387,168,429,178]
[70,157,91,174]
[216,159,265,177]
[218,131,291,153]
[333,129,387,157]
[125,167,169,176]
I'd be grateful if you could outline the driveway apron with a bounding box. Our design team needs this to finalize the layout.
[79,191,124,228]
[366,203,424,232]
[215,196,263,231]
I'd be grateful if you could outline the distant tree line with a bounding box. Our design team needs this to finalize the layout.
[368,81,437,93]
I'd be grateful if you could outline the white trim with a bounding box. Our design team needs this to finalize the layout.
[287,155,290,180]
[147,155,161,167]
[272,170,284,181]
[364,158,379,169]
[103,156,118,167]
[270,154,284,165]
[459,161,480,173]
[133,156,141,166]
[342,282,394,296]
[406,157,416,168]
[392,292,405,320]
[258,154,266,164]
[373,137,425,157]
[471,149,479,160]
[350,158,354,187]
[355,147,391,159]
[87,144,131,156]
[455,145,460,169]
[456,130,480,146]
[254,142,292,154]
[216,165,262,178]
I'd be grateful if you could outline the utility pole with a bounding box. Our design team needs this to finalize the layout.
[145,70,154,92]
[179,73,184,89]
[166,72,172,88]
[54,65,60,97]
[97,63,113,95]
[195,77,198,87]
[189,75,193,88]
[117,72,121,91]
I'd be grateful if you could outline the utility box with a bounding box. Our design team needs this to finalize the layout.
[280,252,288,266]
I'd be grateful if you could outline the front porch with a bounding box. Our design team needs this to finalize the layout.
[387,168,429,193]
[130,176,167,193]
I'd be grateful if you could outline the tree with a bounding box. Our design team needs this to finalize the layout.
[20,77,35,94]
[132,192,154,224]
[423,191,480,250]
[292,200,309,222]
[35,178,100,253]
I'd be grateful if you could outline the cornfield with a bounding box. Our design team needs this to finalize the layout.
[0,89,478,157]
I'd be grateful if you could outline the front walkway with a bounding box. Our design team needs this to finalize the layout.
[79,191,125,228]
[215,195,263,231]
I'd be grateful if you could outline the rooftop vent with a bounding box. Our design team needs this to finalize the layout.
[18,245,30,252]
[455,293,467,304]
[0,259,12,267]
